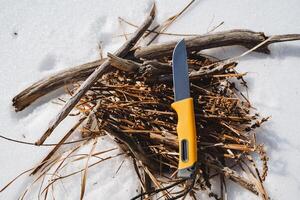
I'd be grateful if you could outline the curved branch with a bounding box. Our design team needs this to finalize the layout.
[12,59,105,112]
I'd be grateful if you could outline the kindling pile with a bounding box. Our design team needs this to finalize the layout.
[5,2,300,200]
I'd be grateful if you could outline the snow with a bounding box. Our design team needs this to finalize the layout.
[0,0,300,199]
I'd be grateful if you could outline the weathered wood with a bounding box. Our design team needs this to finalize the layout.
[108,53,141,72]
[134,29,300,59]
[147,61,237,82]
[12,57,170,113]
[12,30,300,112]
[35,4,156,145]
[12,59,105,112]
[108,54,171,77]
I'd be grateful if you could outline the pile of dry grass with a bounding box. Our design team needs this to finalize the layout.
[73,53,269,199]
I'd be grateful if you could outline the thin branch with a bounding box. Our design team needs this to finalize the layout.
[0,133,91,147]
[31,117,86,175]
[145,0,195,45]
[118,17,200,37]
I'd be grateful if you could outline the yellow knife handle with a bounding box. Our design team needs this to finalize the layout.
[171,98,197,176]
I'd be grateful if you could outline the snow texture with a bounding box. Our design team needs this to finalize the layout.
[0,0,300,199]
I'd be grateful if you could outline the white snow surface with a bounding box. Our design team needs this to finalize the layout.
[1,0,300,199]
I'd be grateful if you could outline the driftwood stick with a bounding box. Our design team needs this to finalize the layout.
[108,53,141,72]
[13,59,105,112]
[134,29,300,59]
[108,53,172,76]
[35,4,156,145]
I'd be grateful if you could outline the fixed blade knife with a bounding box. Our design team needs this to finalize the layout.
[171,39,197,178]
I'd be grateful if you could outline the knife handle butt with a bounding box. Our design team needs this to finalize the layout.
[171,98,197,175]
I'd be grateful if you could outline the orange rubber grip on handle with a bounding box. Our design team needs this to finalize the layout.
[171,98,197,170]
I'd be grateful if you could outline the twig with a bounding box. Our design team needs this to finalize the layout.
[145,0,195,45]
[130,178,187,200]
[0,133,91,147]
[118,17,200,37]
[31,117,86,175]
[80,140,97,200]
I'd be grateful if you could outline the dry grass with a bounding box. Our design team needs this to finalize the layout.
[0,52,270,200]
[0,2,274,199]
[68,52,270,199]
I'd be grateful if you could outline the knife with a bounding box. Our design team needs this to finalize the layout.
[171,39,197,178]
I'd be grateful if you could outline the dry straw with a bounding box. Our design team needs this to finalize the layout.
[2,1,300,199]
